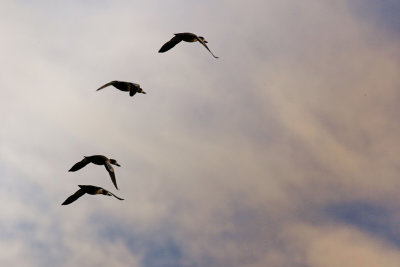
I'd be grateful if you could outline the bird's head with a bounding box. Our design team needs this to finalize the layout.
[100,189,112,196]
[198,36,208,43]
[110,159,120,167]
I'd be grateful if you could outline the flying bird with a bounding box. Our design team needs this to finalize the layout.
[96,80,146,97]
[62,185,124,205]
[158,32,219,59]
[69,155,121,190]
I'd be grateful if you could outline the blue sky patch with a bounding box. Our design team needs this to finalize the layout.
[349,0,400,34]
[91,215,198,267]
[326,202,400,246]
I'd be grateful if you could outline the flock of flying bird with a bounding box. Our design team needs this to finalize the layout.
[61,32,219,205]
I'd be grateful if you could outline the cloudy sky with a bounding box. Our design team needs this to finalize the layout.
[1,0,400,266]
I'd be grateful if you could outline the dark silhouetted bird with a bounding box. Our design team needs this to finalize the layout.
[158,32,219,59]
[96,80,146,97]
[62,185,124,205]
[69,155,121,190]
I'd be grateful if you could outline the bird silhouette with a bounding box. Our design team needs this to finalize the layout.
[96,80,146,97]
[62,185,124,205]
[69,155,121,190]
[159,32,219,58]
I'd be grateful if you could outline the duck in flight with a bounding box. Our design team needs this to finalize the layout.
[158,32,219,59]
[96,80,146,97]
[69,155,120,190]
[62,185,124,205]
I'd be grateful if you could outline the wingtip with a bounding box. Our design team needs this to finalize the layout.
[158,46,169,53]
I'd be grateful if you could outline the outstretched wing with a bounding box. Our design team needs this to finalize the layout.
[96,81,116,91]
[129,90,137,97]
[69,158,90,172]
[196,37,219,59]
[62,189,86,205]
[158,36,182,53]
[104,161,118,190]
[130,83,142,96]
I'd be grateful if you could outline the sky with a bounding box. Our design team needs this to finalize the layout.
[0,0,400,266]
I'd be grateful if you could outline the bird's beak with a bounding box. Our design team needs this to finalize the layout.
[141,91,146,94]
[115,163,121,167]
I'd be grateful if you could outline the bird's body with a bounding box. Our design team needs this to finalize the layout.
[173,32,199,42]
[69,155,120,190]
[96,80,146,97]
[62,185,124,205]
[158,32,219,58]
